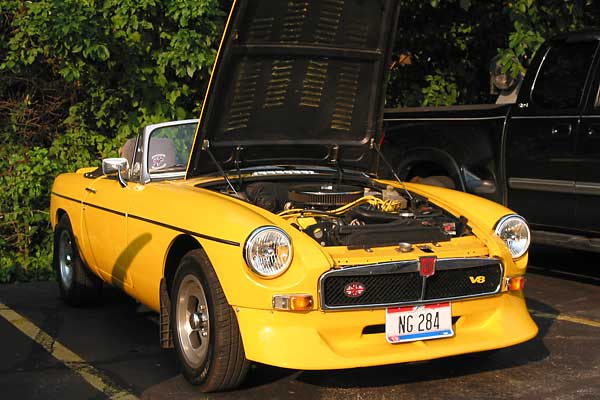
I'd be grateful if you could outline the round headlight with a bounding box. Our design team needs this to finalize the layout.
[244,227,293,278]
[494,215,531,259]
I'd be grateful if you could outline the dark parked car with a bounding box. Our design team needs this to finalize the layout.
[382,31,600,252]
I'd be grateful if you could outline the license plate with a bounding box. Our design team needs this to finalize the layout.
[386,303,454,343]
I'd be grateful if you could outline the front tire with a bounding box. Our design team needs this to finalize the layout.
[53,214,102,306]
[171,249,249,392]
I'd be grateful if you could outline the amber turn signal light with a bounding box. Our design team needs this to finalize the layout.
[272,294,314,311]
[506,276,526,291]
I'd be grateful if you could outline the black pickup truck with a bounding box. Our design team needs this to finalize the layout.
[382,31,600,251]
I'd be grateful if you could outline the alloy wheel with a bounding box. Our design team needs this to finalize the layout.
[176,274,210,369]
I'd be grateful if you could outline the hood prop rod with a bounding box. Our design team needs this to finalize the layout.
[202,140,238,196]
[330,145,344,184]
[234,145,244,190]
[371,139,414,201]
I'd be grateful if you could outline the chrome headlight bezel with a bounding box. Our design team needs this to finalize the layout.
[244,226,293,278]
[494,215,531,259]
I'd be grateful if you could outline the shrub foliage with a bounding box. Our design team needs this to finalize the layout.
[0,0,597,282]
[0,0,224,281]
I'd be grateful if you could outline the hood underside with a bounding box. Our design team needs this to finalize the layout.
[187,0,401,178]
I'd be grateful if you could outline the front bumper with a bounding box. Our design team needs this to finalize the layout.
[234,291,538,370]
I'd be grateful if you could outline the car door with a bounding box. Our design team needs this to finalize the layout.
[576,41,600,234]
[506,39,598,231]
[125,121,197,296]
[82,145,135,289]
[82,172,133,289]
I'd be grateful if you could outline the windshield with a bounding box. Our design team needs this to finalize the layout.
[148,122,196,174]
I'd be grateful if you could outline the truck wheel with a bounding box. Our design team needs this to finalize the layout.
[416,175,456,189]
[53,214,102,306]
[171,249,249,392]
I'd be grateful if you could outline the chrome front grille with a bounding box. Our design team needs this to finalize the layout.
[319,258,503,310]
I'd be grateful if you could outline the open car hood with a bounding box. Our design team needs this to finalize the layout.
[187,0,401,178]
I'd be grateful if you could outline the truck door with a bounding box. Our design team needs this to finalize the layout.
[506,39,598,231]
[576,42,600,235]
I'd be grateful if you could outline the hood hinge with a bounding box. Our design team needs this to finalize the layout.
[330,145,340,165]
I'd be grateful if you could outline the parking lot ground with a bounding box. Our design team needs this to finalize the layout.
[0,247,598,400]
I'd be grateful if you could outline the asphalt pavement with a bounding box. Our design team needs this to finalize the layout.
[0,246,598,400]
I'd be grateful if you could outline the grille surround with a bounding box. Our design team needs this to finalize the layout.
[288,184,363,206]
[319,257,503,311]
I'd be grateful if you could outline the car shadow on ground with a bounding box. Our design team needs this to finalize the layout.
[294,337,550,390]
[263,298,557,391]
[0,280,563,398]
[148,298,557,396]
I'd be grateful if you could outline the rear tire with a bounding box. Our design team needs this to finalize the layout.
[53,214,102,306]
[171,249,249,392]
[416,175,456,189]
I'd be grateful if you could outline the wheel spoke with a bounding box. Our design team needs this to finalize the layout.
[187,296,199,314]
[189,331,201,349]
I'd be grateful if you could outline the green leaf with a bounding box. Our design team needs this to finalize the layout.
[186,65,196,77]
[459,0,472,11]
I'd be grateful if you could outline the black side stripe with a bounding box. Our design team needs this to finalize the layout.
[51,191,240,247]
[86,202,126,217]
[127,214,240,247]
[52,192,81,204]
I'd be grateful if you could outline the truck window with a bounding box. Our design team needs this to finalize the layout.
[531,41,598,110]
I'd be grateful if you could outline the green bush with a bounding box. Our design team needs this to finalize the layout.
[386,0,596,107]
[0,0,225,282]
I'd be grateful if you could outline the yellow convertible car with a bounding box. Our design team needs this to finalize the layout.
[50,0,537,392]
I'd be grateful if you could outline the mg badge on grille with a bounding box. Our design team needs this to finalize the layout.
[344,282,365,298]
[419,256,437,278]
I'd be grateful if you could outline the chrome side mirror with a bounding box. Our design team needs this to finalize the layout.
[489,55,520,93]
[102,158,129,188]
